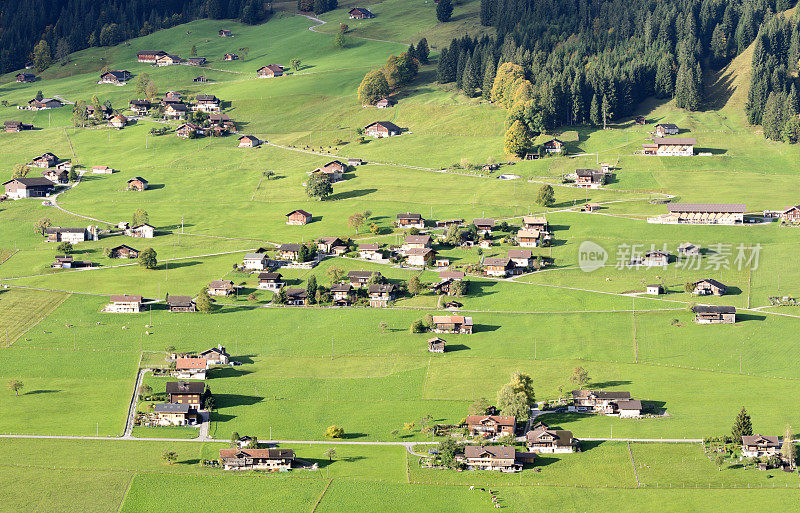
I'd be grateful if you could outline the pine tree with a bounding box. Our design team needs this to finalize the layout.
[306,275,317,304]
[416,38,430,64]
[731,407,753,441]
[314,0,327,14]
[479,0,494,26]
[462,54,480,97]
[436,0,453,22]
[570,78,583,124]
[481,58,496,100]
[589,94,601,126]
[455,50,467,89]
[762,91,786,141]
[655,56,674,98]
[710,23,728,67]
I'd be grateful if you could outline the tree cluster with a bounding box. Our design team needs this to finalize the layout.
[357,48,421,104]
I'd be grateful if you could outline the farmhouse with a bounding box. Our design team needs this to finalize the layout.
[779,205,800,224]
[543,138,564,153]
[507,249,533,268]
[368,283,395,307]
[313,160,347,182]
[166,380,204,408]
[461,446,518,471]
[41,169,68,184]
[473,218,495,235]
[137,51,167,63]
[126,177,149,191]
[657,203,747,225]
[285,288,308,305]
[107,295,143,313]
[630,249,669,267]
[516,229,547,248]
[258,272,284,291]
[575,168,608,187]
[349,270,382,287]
[431,315,473,334]
[402,234,432,251]
[358,243,383,260]
[277,243,303,261]
[219,448,295,471]
[154,403,198,426]
[642,137,696,156]
[187,57,207,66]
[44,227,95,243]
[28,98,63,110]
[257,64,285,78]
[163,102,188,119]
[193,94,220,113]
[435,219,463,229]
[209,113,234,127]
[108,114,128,128]
[654,123,680,137]
[432,270,465,296]
[525,423,578,453]
[317,237,347,255]
[86,104,111,119]
[349,7,375,18]
[364,121,401,138]
[483,257,514,277]
[693,279,727,296]
[331,283,355,306]
[375,97,394,108]
[428,337,446,353]
[616,399,643,418]
[99,70,131,84]
[224,53,239,60]
[571,390,633,414]
[286,210,312,225]
[4,120,33,132]
[156,54,183,66]
[741,435,781,458]
[243,252,269,270]
[208,280,234,296]
[30,152,58,167]
[3,177,55,199]
[677,242,701,256]
[16,72,36,83]
[522,216,548,231]
[219,29,233,37]
[466,415,516,438]
[129,100,150,115]
[396,212,425,229]
[51,255,91,269]
[692,305,736,324]
[176,123,204,138]
[238,135,261,147]
[167,296,196,313]
[406,247,436,267]
[174,357,206,379]
[109,245,139,259]
[200,344,230,365]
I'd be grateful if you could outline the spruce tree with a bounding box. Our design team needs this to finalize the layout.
[731,407,753,441]
[436,47,450,83]
[455,50,467,89]
[481,58,496,100]
[762,91,785,141]
[655,56,675,98]
[462,55,480,97]
[306,275,317,304]
[570,78,583,124]
[416,38,430,64]
[589,94,601,126]
[479,0,494,26]
[436,0,453,22]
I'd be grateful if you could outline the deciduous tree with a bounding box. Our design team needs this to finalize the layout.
[138,247,158,269]
[305,173,333,200]
[7,379,23,396]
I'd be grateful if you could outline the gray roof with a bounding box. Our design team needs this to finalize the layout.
[668,203,746,214]
[6,177,55,187]
[44,227,85,234]
[154,403,192,413]
[692,305,736,314]
[615,399,642,410]
[278,243,302,252]
[167,295,194,307]
[572,390,631,400]
[244,252,266,260]
[397,212,422,220]
[349,270,381,279]
[473,218,495,226]
[654,137,696,145]
[165,381,205,395]
[464,445,515,459]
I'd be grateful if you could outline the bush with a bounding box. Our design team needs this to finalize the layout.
[410,319,427,333]
[325,425,345,438]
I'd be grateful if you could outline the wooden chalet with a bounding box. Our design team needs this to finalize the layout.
[741,435,782,458]
[41,169,68,184]
[507,249,533,269]
[396,212,425,229]
[526,423,578,453]
[99,70,131,84]
[277,243,303,261]
[156,54,183,66]
[313,160,346,182]
[402,234,432,252]
[193,94,220,113]
[660,203,746,225]
[258,272,284,291]
[331,283,355,306]
[126,177,149,191]
[780,205,800,224]
[257,64,284,78]
[348,270,382,287]
[427,337,446,353]
[208,280,234,296]
[154,403,198,425]
[219,448,295,471]
[167,295,196,312]
[483,257,514,277]
[108,114,128,128]
[692,305,736,324]
[575,168,608,187]
[174,358,206,379]
[187,57,207,66]
[693,279,727,296]
[516,229,545,248]
[642,137,695,156]
[30,152,58,168]
[364,121,401,138]
[28,98,63,110]
[219,29,233,37]
[654,123,679,137]
[4,120,33,132]
[126,223,154,238]
[349,7,375,18]
[286,209,312,225]
[570,390,633,415]
[243,252,268,270]
[431,315,473,334]
[461,446,518,471]
[358,243,383,261]
[522,216,547,231]
[375,97,394,108]
[368,283,395,307]
[109,245,139,259]
[316,237,347,255]
[163,102,188,119]
[43,227,91,243]
[129,100,150,115]
[543,138,564,153]
[405,247,436,267]
[200,345,230,365]
[238,135,261,147]
[107,294,143,313]
[224,53,239,60]
[166,380,204,408]
[16,72,36,83]
[466,415,516,437]
[137,51,167,63]
[472,218,495,235]
[677,242,700,256]
[285,288,308,305]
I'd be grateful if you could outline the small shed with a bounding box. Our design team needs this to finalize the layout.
[646,284,663,295]
[427,337,446,353]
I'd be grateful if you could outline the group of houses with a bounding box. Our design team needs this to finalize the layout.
[137,51,185,66]
[649,203,747,225]
[27,97,64,110]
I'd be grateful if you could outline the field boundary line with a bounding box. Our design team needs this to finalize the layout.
[627,441,641,487]
[116,472,137,513]
[310,478,334,513]
[2,291,71,348]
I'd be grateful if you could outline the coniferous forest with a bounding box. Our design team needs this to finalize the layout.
[0,0,270,75]
[438,0,793,140]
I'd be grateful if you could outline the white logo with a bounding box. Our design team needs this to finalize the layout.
[578,241,607,272]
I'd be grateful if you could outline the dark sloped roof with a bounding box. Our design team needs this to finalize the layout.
[6,177,55,187]
[692,305,736,314]
[668,203,746,213]
[464,445,515,459]
[166,381,205,394]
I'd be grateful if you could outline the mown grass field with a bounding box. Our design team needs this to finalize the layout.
[1,2,800,511]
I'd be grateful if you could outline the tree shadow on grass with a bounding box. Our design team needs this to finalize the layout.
[589,380,632,389]
[736,313,767,322]
[445,344,470,352]
[178,458,200,465]
[214,394,264,408]
[341,432,368,440]
[24,389,61,395]
[209,367,254,379]
[328,188,377,201]
[473,324,500,333]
